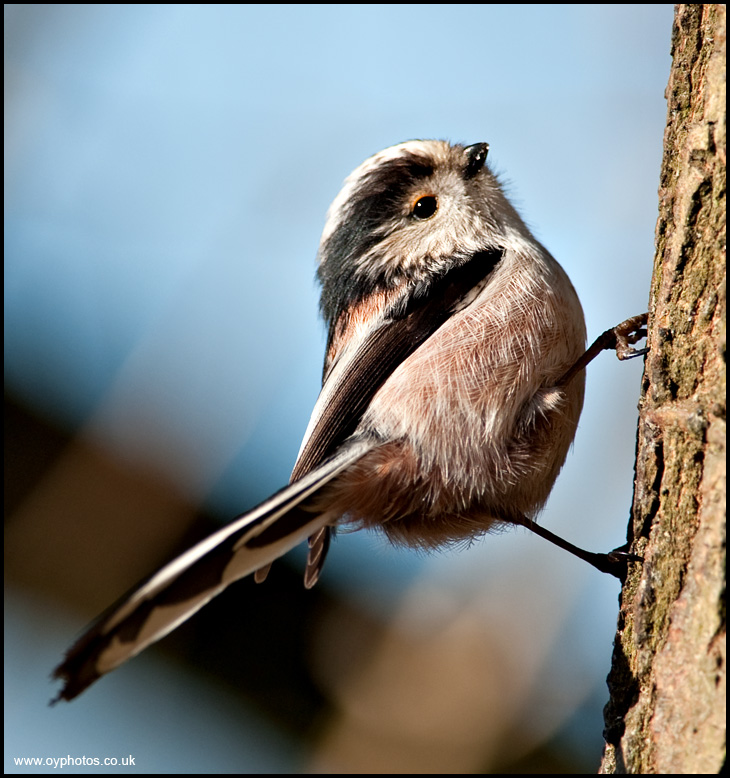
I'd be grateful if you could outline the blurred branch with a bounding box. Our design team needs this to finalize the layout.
[600,5,726,773]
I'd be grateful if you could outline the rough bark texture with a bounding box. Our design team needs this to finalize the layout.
[600,5,726,774]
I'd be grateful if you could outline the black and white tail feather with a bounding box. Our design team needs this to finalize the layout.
[53,440,370,702]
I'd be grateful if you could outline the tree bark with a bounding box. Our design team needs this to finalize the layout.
[600,5,726,774]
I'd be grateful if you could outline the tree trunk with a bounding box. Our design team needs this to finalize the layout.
[600,5,726,774]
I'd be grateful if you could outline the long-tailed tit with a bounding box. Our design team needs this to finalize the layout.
[53,140,647,701]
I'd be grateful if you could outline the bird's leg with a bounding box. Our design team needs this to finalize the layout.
[558,312,648,387]
[513,515,643,579]
[524,313,649,577]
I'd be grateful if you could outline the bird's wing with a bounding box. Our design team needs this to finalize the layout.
[292,248,503,479]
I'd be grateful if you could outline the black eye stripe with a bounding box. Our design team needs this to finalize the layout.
[318,153,435,326]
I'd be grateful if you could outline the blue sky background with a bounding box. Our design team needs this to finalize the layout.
[5,4,674,773]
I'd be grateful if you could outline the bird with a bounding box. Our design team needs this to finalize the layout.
[53,140,647,702]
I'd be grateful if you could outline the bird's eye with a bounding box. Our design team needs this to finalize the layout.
[411,195,438,220]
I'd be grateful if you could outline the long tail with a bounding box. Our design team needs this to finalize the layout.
[52,440,370,702]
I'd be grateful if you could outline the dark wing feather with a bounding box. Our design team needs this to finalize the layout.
[304,526,332,589]
[293,249,503,479]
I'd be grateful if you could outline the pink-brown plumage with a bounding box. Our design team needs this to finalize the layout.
[316,235,586,547]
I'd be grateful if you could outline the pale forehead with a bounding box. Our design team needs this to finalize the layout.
[353,139,451,175]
